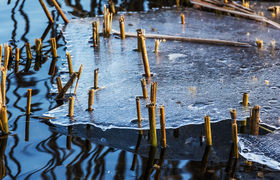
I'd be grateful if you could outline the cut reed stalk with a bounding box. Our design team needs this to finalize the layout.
[232,123,239,158]
[256,39,263,48]
[136,29,143,52]
[55,72,78,99]
[148,103,157,147]
[94,68,99,89]
[56,77,63,93]
[15,48,19,73]
[154,39,161,53]
[181,14,185,24]
[39,0,54,23]
[242,92,249,106]
[26,89,32,115]
[1,69,6,105]
[204,115,212,146]
[50,38,57,57]
[159,105,166,148]
[139,35,151,77]
[230,109,237,124]
[68,97,74,117]
[66,52,73,75]
[119,15,125,39]
[140,79,148,98]
[50,0,69,23]
[92,21,99,47]
[88,89,94,111]
[150,82,158,104]
[251,105,260,135]
[3,44,10,69]
[1,106,9,134]
[136,97,141,122]
[74,64,83,95]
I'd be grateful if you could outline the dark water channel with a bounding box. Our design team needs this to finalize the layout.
[1,0,280,179]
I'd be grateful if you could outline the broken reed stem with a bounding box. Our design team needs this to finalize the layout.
[232,123,239,158]
[88,89,94,111]
[66,52,73,75]
[56,77,63,93]
[50,0,69,23]
[154,39,161,53]
[139,35,151,77]
[204,115,212,146]
[39,0,54,23]
[119,15,125,39]
[136,97,141,122]
[35,38,42,56]
[230,109,237,124]
[140,79,148,98]
[181,14,185,24]
[251,105,260,135]
[94,68,99,89]
[25,43,32,60]
[74,64,83,95]
[242,93,249,106]
[3,44,10,69]
[136,29,143,52]
[150,82,158,105]
[1,68,6,105]
[68,97,74,117]
[50,38,57,57]
[148,103,157,147]
[55,72,78,99]
[159,105,166,148]
[1,106,9,134]
[26,89,32,115]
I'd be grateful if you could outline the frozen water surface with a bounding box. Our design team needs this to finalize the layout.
[44,7,280,130]
[239,132,280,170]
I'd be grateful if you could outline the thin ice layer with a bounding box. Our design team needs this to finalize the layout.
[45,7,280,130]
[239,132,280,170]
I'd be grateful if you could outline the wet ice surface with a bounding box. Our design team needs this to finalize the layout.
[45,6,280,130]
[239,132,280,170]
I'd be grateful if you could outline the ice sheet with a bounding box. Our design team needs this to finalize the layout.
[44,7,280,130]
[239,131,280,170]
